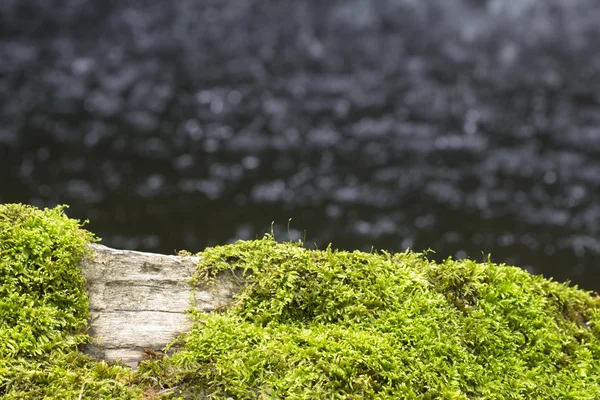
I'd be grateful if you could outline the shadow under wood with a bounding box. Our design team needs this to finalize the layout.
[80,243,244,368]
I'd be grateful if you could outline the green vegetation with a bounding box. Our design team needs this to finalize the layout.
[0,204,141,399]
[1,203,600,399]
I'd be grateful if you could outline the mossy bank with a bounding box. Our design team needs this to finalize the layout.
[1,203,599,399]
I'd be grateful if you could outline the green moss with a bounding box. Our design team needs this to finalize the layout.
[140,238,600,399]
[0,204,142,399]
[2,203,600,399]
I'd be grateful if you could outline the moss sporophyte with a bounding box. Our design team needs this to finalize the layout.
[1,204,599,399]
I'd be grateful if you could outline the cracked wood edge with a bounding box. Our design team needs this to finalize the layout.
[79,243,243,368]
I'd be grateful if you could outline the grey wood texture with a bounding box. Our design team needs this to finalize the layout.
[79,244,241,368]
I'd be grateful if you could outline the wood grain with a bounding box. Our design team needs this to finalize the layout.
[79,244,242,368]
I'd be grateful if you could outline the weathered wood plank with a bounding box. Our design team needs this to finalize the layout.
[80,244,242,368]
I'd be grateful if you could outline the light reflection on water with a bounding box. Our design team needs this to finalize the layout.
[1,0,600,290]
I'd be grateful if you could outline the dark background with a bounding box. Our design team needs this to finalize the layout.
[1,0,600,291]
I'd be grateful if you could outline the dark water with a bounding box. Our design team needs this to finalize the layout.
[1,0,600,291]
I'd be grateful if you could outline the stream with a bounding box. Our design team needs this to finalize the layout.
[1,0,600,290]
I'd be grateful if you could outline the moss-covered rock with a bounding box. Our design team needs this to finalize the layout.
[1,203,600,399]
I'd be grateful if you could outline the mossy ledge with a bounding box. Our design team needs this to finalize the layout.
[1,203,599,399]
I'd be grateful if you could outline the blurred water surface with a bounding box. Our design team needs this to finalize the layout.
[1,0,600,290]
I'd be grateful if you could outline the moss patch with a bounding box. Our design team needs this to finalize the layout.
[1,203,600,399]
[0,204,142,399]
[141,238,600,399]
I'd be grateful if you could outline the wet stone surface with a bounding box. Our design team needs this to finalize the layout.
[1,0,600,290]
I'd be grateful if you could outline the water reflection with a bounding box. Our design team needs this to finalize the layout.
[1,0,600,290]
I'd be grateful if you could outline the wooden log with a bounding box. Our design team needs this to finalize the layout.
[79,244,243,368]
